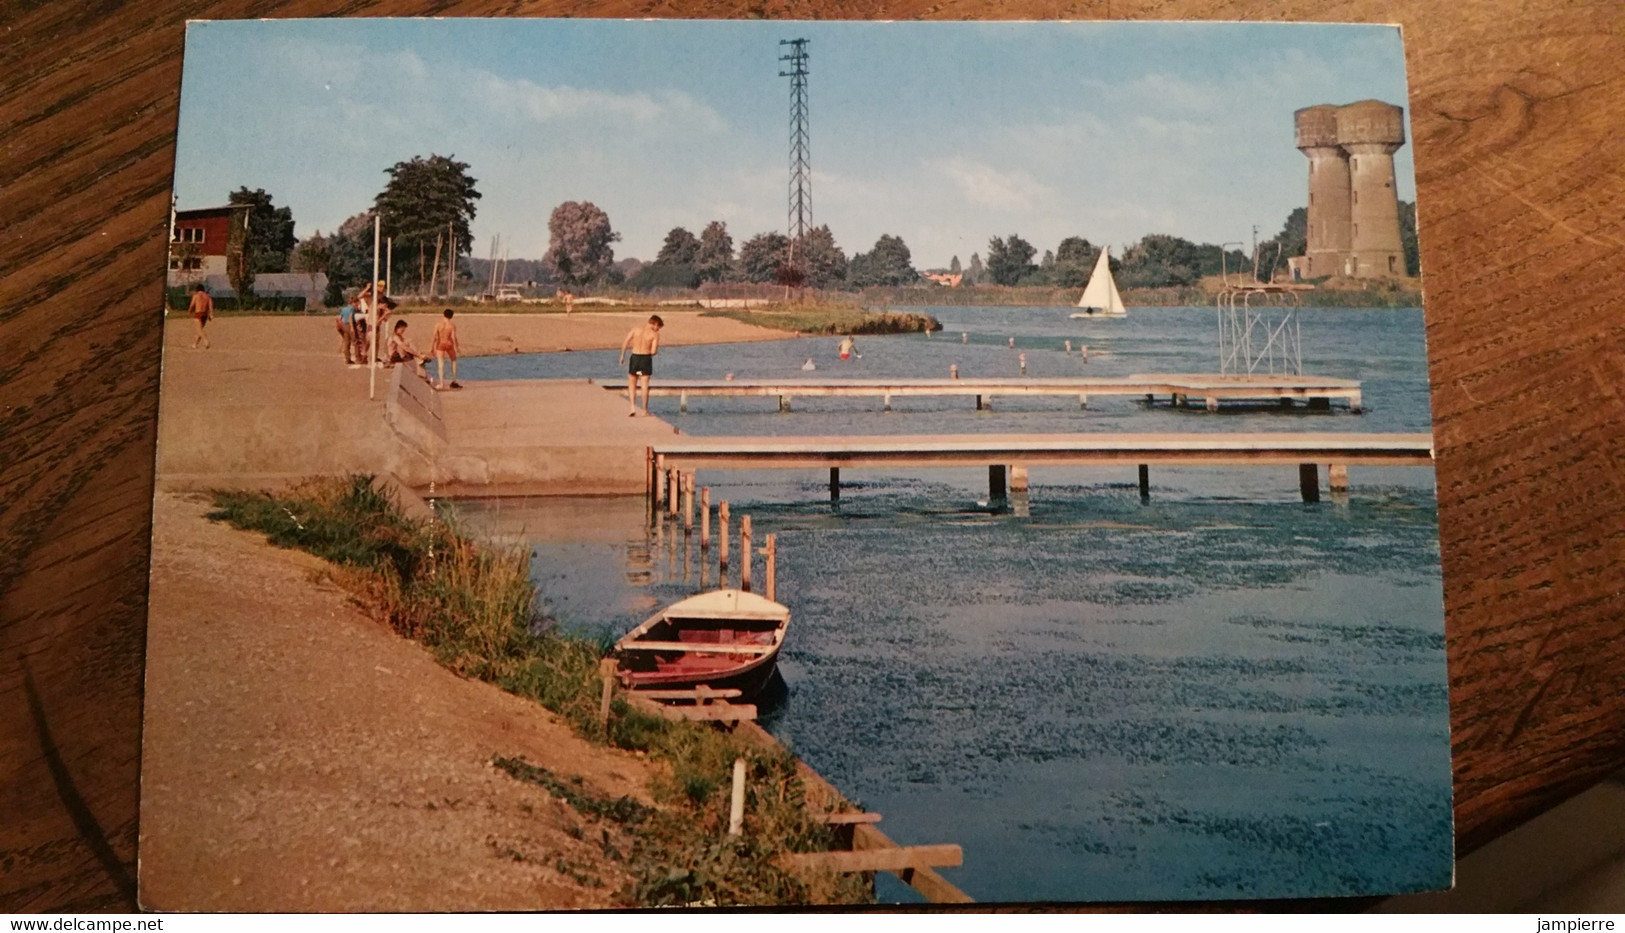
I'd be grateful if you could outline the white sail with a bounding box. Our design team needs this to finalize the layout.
[1074,248,1126,317]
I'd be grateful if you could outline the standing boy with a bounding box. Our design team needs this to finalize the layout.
[619,315,664,416]
[188,284,213,349]
[431,308,461,390]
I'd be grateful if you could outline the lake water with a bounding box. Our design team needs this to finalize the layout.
[452,306,1454,903]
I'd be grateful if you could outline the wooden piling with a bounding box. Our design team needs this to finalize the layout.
[719,501,731,571]
[1010,465,1029,493]
[1328,463,1349,491]
[1299,463,1320,503]
[1065,339,1072,355]
[700,487,711,550]
[1138,464,1150,499]
[598,659,617,727]
[740,515,753,593]
[668,468,679,516]
[765,533,777,602]
[728,758,747,836]
[683,472,694,534]
[829,467,840,502]
[989,465,1007,500]
[654,454,666,509]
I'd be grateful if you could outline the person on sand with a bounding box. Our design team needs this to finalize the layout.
[386,319,430,380]
[619,314,663,416]
[352,285,372,366]
[431,308,462,390]
[562,290,574,315]
[187,284,213,349]
[336,300,357,365]
[837,336,858,361]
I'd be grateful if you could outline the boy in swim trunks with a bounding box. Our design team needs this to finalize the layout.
[431,308,461,390]
[619,315,664,416]
[188,284,213,349]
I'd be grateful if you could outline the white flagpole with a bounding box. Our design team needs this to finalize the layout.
[369,214,381,400]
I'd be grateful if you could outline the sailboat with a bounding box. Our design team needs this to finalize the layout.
[1070,247,1127,318]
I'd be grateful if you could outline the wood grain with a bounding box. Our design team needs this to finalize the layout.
[3,0,1622,912]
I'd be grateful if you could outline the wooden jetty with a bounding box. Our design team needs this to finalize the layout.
[602,373,1364,412]
[650,432,1434,503]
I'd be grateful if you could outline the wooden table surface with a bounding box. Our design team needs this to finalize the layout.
[3,0,1622,912]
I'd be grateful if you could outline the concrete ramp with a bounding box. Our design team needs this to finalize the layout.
[418,379,676,497]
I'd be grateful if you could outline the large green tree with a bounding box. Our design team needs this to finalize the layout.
[1052,236,1100,289]
[739,232,791,283]
[847,234,918,287]
[545,201,620,287]
[227,187,297,275]
[985,234,1037,286]
[655,227,701,266]
[374,154,481,292]
[696,221,735,284]
[795,225,846,288]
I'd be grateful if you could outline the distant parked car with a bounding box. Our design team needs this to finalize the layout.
[495,286,523,302]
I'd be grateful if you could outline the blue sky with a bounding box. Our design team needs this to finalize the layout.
[173,19,1415,269]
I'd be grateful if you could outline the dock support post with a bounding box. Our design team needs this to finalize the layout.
[668,469,680,516]
[683,473,694,535]
[975,394,983,411]
[1079,394,1088,410]
[779,395,790,413]
[680,391,688,414]
[740,516,753,593]
[719,502,731,572]
[1205,396,1219,413]
[1065,339,1071,355]
[700,487,711,549]
[1010,465,1029,493]
[1349,390,1363,413]
[883,393,891,412]
[830,467,840,503]
[1309,397,1331,411]
[646,447,655,504]
[1138,464,1150,500]
[654,454,666,510]
[1328,464,1349,491]
[989,465,1007,501]
[1299,463,1321,503]
[765,534,777,602]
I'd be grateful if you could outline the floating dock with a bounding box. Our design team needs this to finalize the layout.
[651,432,1434,502]
[604,373,1364,412]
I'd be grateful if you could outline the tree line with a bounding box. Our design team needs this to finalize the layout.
[222,152,1422,306]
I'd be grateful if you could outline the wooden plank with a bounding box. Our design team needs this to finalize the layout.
[665,703,757,722]
[777,845,963,874]
[852,825,976,905]
[618,640,774,655]
[632,687,744,701]
[813,811,883,825]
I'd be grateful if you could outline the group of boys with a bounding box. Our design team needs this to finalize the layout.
[335,283,462,390]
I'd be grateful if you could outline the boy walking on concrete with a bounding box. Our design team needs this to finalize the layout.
[619,315,664,416]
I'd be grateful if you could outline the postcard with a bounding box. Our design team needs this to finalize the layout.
[142,18,1451,908]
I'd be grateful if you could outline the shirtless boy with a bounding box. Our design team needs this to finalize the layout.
[431,308,461,390]
[619,315,664,416]
[188,284,214,349]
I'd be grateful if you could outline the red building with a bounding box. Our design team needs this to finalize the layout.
[167,205,242,285]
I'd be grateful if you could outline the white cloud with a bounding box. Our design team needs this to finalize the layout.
[927,157,1053,213]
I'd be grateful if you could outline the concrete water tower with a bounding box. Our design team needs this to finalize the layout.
[1337,100,1406,278]
[1294,105,1351,279]
[1294,100,1407,279]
